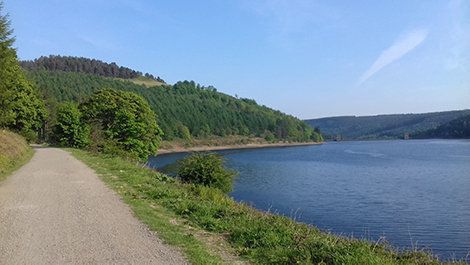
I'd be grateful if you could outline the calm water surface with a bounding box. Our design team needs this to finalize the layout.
[148,140,470,261]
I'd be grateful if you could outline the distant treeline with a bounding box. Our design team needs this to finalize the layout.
[412,114,470,139]
[27,68,321,143]
[305,110,470,140]
[20,55,165,82]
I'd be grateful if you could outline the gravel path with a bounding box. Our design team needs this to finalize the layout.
[0,146,189,264]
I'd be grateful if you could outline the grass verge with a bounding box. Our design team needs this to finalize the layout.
[68,148,236,264]
[0,130,35,182]
[68,148,463,264]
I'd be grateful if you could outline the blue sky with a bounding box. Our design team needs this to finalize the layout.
[5,0,470,119]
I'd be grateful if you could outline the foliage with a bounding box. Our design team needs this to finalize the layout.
[177,152,238,193]
[305,110,470,140]
[176,123,191,140]
[79,88,163,161]
[412,115,470,139]
[0,3,46,141]
[53,102,90,148]
[25,69,322,143]
[71,148,453,264]
[20,55,165,82]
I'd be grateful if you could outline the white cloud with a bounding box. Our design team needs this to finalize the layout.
[357,29,428,85]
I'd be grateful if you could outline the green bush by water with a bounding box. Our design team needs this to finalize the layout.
[177,152,238,194]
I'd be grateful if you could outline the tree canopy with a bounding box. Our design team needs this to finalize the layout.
[25,68,322,143]
[0,2,46,140]
[20,55,165,82]
[305,110,470,140]
[412,115,470,139]
[79,88,163,161]
[53,102,90,148]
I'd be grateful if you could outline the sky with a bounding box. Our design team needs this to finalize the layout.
[4,0,470,119]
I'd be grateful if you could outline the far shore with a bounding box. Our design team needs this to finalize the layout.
[157,141,323,155]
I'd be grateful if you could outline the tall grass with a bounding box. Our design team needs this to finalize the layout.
[0,129,35,181]
[69,148,464,264]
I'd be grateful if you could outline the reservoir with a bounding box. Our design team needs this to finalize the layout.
[148,139,470,261]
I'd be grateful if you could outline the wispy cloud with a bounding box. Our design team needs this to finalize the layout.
[358,29,428,85]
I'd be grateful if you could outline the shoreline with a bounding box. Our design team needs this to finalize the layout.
[157,141,323,155]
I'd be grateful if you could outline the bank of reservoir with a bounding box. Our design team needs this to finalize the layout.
[148,139,470,260]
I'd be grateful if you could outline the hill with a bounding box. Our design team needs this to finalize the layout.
[20,55,165,83]
[412,114,470,139]
[23,64,321,143]
[305,110,470,140]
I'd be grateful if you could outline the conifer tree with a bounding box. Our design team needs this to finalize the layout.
[0,2,46,140]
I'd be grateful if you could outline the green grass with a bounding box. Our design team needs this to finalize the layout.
[68,148,464,264]
[0,130,35,182]
[115,76,165,87]
[68,149,230,264]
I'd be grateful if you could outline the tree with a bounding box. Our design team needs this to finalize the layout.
[0,2,46,140]
[177,152,238,193]
[79,88,162,161]
[53,102,90,148]
[176,123,191,140]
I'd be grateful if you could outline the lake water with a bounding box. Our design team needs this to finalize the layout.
[148,139,470,261]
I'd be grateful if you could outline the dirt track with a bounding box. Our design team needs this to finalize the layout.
[0,146,188,264]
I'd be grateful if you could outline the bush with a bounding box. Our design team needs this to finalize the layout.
[177,152,237,193]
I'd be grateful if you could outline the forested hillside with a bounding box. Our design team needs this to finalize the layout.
[20,55,165,82]
[305,110,470,140]
[412,115,470,139]
[25,67,321,143]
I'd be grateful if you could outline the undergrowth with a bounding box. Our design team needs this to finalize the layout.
[69,148,464,264]
[0,129,34,182]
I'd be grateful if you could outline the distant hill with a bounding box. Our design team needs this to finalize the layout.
[20,55,165,83]
[305,110,470,140]
[24,65,321,143]
[412,114,470,139]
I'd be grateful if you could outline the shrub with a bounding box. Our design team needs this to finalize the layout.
[177,152,237,193]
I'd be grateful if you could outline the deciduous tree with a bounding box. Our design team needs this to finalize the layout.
[53,102,90,148]
[79,88,162,161]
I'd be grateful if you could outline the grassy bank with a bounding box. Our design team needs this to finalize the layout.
[0,130,35,182]
[69,149,460,264]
